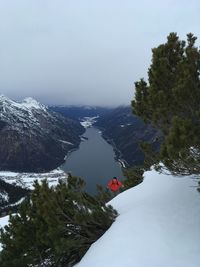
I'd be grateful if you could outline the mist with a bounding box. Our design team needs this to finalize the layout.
[0,0,199,106]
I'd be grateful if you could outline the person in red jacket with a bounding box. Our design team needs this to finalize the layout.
[107,177,123,195]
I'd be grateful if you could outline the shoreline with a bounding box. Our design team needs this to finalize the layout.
[94,126,129,169]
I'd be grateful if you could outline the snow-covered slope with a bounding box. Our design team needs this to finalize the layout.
[0,215,10,251]
[80,116,99,128]
[76,170,200,267]
[0,95,84,172]
[0,95,46,127]
[0,215,9,229]
[0,169,68,190]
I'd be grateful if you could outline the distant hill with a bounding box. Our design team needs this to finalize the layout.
[94,106,162,167]
[50,106,114,120]
[0,95,84,172]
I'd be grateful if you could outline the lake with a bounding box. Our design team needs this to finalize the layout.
[61,127,124,194]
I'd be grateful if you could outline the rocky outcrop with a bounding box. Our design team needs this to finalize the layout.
[0,95,85,172]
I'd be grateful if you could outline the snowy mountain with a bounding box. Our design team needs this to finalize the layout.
[0,95,84,172]
[76,170,200,267]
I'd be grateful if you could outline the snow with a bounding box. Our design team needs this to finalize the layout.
[0,95,47,129]
[0,191,9,203]
[3,197,25,209]
[76,169,200,267]
[118,159,126,168]
[80,116,99,128]
[0,171,18,177]
[1,168,199,265]
[0,215,9,229]
[0,169,68,251]
[120,124,131,128]
[58,140,74,145]
[21,97,46,111]
[0,169,68,190]
[0,95,46,112]
[0,215,10,251]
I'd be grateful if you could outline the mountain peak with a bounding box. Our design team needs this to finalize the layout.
[0,94,12,102]
[0,95,84,172]
[0,95,47,112]
[22,97,46,110]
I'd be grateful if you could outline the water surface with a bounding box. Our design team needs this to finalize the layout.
[61,127,124,194]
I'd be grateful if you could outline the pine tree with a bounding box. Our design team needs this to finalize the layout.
[132,33,200,175]
[123,166,144,189]
[0,176,117,266]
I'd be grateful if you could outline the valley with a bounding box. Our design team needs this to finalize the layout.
[0,101,161,215]
[0,3,199,265]
[53,105,162,168]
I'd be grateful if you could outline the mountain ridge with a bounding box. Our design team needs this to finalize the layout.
[0,96,84,172]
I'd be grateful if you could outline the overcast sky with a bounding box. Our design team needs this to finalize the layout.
[0,0,199,106]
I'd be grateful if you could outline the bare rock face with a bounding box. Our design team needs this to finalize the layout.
[0,95,84,172]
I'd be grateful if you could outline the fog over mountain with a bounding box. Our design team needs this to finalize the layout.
[0,0,199,106]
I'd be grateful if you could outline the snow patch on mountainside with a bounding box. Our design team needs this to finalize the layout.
[0,95,47,130]
[80,116,99,128]
[0,215,9,229]
[0,191,9,203]
[3,198,25,211]
[0,168,68,251]
[0,95,46,111]
[76,170,200,267]
[0,169,68,190]
[58,140,74,145]
[0,215,9,250]
[21,97,47,111]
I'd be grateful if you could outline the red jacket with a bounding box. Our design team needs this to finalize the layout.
[108,179,123,192]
